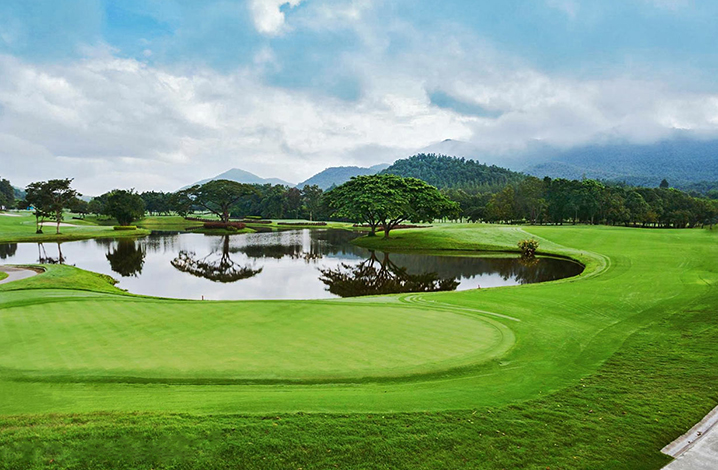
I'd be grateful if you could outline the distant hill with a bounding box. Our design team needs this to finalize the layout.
[523,138,718,186]
[13,186,25,200]
[183,168,294,189]
[297,164,389,190]
[381,154,525,190]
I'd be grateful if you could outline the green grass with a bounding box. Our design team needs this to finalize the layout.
[0,222,716,468]
[0,271,7,281]
[0,212,150,242]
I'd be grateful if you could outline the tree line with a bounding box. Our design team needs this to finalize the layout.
[445,176,718,227]
[3,154,717,231]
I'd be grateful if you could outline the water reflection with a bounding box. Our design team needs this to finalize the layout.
[319,251,460,297]
[0,230,583,300]
[37,243,66,264]
[171,236,262,283]
[106,240,146,277]
[0,243,17,259]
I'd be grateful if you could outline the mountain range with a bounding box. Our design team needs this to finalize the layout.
[296,164,390,190]
[183,136,718,192]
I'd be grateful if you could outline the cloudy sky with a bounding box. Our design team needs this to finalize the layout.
[1,0,717,194]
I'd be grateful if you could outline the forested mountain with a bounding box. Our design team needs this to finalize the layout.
[183,168,293,190]
[297,164,389,190]
[681,181,718,199]
[381,154,525,191]
[524,138,718,186]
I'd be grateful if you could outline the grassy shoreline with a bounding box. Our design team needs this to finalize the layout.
[0,217,716,468]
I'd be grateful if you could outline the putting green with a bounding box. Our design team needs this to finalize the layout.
[0,299,514,383]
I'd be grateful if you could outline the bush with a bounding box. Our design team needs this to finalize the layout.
[277,222,327,226]
[113,225,137,231]
[244,215,263,220]
[518,239,539,258]
[202,221,246,230]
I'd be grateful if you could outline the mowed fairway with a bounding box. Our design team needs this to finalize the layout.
[1,220,717,469]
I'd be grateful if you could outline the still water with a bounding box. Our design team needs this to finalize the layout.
[0,229,583,300]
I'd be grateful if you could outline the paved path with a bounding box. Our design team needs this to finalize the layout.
[0,266,40,285]
[662,406,718,470]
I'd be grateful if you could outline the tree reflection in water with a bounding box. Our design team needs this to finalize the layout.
[171,236,262,283]
[0,243,17,260]
[37,243,66,264]
[319,251,459,297]
[106,240,146,277]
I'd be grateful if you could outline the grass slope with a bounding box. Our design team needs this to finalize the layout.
[0,223,716,468]
[0,212,149,242]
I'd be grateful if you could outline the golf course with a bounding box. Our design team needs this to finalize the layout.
[0,213,716,469]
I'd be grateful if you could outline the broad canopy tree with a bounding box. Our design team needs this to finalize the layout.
[326,174,459,238]
[103,189,146,226]
[24,179,79,234]
[179,180,258,224]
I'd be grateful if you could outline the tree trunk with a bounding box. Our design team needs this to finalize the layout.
[382,222,391,239]
[56,212,61,234]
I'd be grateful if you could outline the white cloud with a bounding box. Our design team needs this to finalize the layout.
[1,25,718,195]
[248,0,304,36]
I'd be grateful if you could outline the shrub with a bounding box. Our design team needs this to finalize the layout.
[202,221,246,230]
[244,215,263,220]
[113,225,137,231]
[277,222,327,226]
[518,239,539,258]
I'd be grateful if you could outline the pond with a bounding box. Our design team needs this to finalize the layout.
[0,229,583,300]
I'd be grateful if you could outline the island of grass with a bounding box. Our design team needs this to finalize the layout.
[0,219,716,469]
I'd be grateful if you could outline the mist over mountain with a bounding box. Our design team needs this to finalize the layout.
[417,137,718,189]
[297,164,389,190]
[522,138,718,186]
[181,136,718,194]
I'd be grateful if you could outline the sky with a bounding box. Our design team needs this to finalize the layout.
[1,0,718,194]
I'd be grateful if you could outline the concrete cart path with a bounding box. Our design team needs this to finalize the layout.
[662,406,718,470]
[0,266,40,285]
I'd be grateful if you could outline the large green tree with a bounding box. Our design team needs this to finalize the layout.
[0,178,14,209]
[24,179,79,234]
[180,180,258,223]
[301,184,323,221]
[326,174,459,238]
[103,189,146,226]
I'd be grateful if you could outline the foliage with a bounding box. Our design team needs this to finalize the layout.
[451,176,718,228]
[382,153,525,191]
[113,226,137,231]
[326,174,459,237]
[518,238,539,258]
[24,178,79,234]
[0,177,15,209]
[103,189,146,226]
[69,198,90,217]
[139,191,174,215]
[179,180,258,223]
